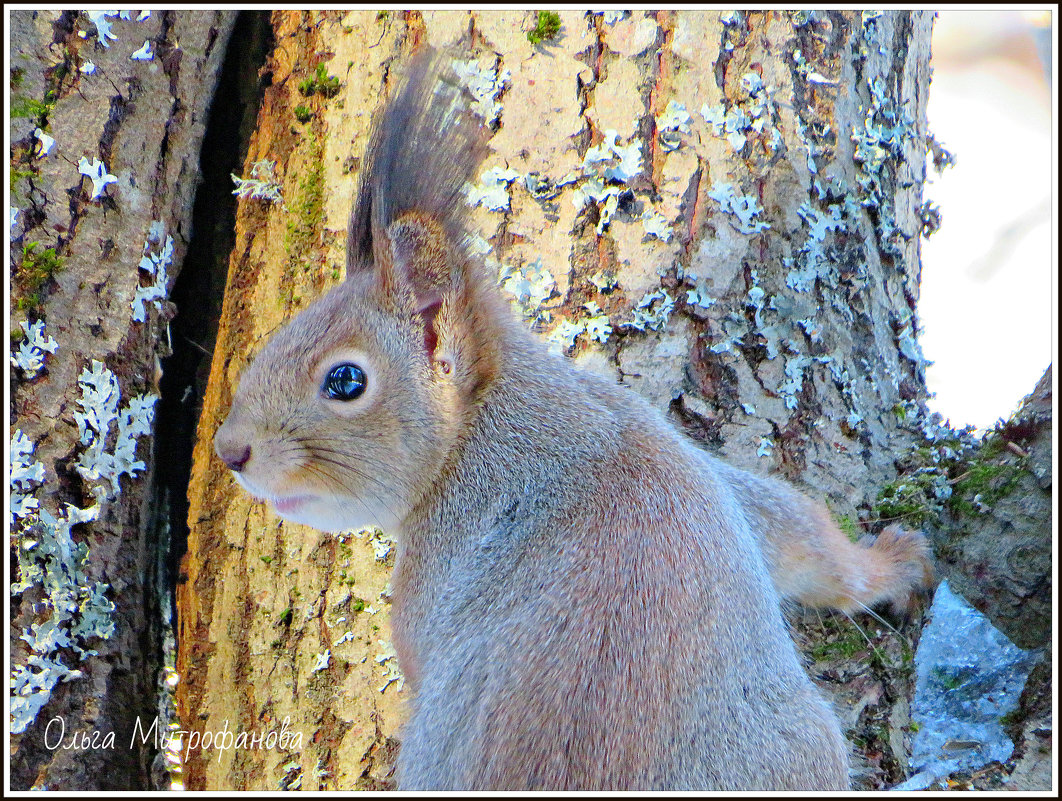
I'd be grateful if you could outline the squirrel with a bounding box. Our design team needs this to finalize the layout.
[214,49,932,790]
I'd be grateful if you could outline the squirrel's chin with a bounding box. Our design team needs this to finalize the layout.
[271,496,403,536]
[230,472,404,533]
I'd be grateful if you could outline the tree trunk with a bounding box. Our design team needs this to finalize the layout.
[175,9,938,790]
[9,10,236,790]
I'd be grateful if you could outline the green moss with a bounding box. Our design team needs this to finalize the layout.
[293,104,312,123]
[279,607,293,627]
[981,434,1010,459]
[947,458,1023,518]
[15,242,64,315]
[934,667,964,691]
[285,135,325,260]
[808,618,867,661]
[892,402,907,421]
[835,513,860,543]
[298,63,340,98]
[999,707,1023,728]
[276,132,327,309]
[11,67,25,88]
[528,11,562,44]
[867,642,892,672]
[873,477,934,527]
[260,555,273,565]
[50,61,69,85]
[316,66,340,97]
[870,413,1030,529]
[11,95,53,121]
[11,167,33,192]
[351,598,366,613]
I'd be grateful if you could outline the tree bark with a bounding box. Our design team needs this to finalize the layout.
[9,10,236,790]
[175,9,938,790]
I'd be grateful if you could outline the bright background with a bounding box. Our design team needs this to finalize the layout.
[919,9,1054,431]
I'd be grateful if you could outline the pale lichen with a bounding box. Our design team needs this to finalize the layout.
[77,156,118,201]
[571,129,644,234]
[10,430,46,523]
[685,280,717,310]
[500,256,556,318]
[231,159,283,204]
[11,502,114,734]
[465,166,521,212]
[354,526,395,562]
[311,650,330,673]
[130,40,153,61]
[451,58,510,125]
[701,71,782,154]
[625,289,675,333]
[375,640,404,693]
[547,319,584,352]
[588,270,618,293]
[132,224,175,322]
[10,319,58,378]
[34,127,55,158]
[72,360,159,500]
[657,99,692,152]
[707,182,770,234]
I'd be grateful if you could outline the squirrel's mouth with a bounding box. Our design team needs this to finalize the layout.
[270,495,315,514]
[231,473,315,515]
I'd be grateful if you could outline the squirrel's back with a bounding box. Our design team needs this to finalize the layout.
[391,342,850,789]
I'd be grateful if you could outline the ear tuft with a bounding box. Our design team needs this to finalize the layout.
[346,49,488,278]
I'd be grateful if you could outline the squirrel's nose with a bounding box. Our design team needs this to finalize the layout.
[215,437,251,472]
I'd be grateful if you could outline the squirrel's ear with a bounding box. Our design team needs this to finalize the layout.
[385,212,462,357]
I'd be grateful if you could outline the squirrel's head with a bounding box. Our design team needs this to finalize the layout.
[216,50,501,533]
[215,212,505,533]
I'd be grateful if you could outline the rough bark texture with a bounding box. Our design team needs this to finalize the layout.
[176,10,940,790]
[9,10,236,791]
[930,365,1052,651]
[936,365,1053,791]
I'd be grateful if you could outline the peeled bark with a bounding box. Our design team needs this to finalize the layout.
[9,10,236,790]
[176,10,938,790]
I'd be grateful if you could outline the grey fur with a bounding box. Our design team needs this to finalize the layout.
[216,49,930,791]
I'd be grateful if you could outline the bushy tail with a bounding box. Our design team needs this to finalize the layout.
[846,524,935,615]
[778,522,935,616]
[708,453,936,616]
[346,48,489,271]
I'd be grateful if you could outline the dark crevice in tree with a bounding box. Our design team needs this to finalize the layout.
[153,9,274,647]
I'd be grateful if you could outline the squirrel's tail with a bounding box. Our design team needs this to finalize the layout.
[709,455,935,616]
[846,524,935,615]
[779,522,935,616]
[346,48,489,272]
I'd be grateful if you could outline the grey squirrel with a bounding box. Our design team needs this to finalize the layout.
[214,49,931,790]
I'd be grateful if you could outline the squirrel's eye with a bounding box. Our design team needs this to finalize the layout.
[324,363,367,400]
